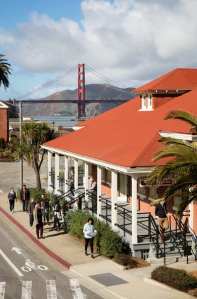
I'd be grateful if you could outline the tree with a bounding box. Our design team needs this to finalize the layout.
[0,54,11,88]
[19,122,55,190]
[148,110,197,213]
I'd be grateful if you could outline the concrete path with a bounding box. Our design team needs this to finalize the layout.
[0,192,195,299]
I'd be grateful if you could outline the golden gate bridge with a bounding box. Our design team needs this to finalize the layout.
[5,64,132,120]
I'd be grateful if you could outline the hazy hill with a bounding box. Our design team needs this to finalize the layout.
[22,84,134,117]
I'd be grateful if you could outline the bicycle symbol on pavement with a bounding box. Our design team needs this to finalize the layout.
[21,259,48,272]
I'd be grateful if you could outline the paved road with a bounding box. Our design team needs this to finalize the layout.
[0,217,102,299]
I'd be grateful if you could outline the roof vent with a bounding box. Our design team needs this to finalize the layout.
[139,94,153,111]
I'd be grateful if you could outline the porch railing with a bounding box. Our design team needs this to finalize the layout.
[115,203,132,236]
[99,195,111,223]
[85,190,97,215]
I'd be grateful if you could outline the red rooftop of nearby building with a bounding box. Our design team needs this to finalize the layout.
[135,68,197,93]
[44,68,197,168]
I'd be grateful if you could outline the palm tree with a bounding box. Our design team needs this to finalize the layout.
[18,122,55,190]
[148,110,197,213]
[0,54,11,88]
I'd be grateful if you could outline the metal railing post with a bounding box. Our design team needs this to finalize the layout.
[123,207,126,237]
[156,229,159,258]
[163,236,166,266]
[148,214,151,242]
[105,199,107,224]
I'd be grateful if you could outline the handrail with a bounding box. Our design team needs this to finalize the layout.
[171,213,197,259]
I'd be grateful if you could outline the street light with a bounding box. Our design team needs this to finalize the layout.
[19,101,23,189]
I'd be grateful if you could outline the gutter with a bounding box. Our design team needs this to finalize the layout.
[42,145,153,175]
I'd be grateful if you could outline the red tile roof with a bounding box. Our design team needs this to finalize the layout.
[44,84,197,168]
[135,68,197,93]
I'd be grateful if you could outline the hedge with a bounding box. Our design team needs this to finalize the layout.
[151,266,197,292]
[64,210,131,258]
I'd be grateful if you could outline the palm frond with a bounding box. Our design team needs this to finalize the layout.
[165,110,197,128]
[0,54,11,88]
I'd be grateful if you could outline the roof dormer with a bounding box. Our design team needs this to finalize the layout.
[139,94,153,111]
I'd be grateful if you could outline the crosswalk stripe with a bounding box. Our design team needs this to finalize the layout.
[46,280,57,299]
[70,279,86,299]
[0,282,6,299]
[21,281,32,299]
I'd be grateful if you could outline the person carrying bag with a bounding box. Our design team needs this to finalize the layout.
[83,217,97,258]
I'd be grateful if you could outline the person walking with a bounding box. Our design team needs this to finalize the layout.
[41,194,50,224]
[28,198,35,227]
[53,201,61,231]
[83,217,97,258]
[155,200,169,241]
[20,184,30,212]
[34,202,44,239]
[8,187,16,213]
[88,176,97,212]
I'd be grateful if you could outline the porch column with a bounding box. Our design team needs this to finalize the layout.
[64,156,69,193]
[84,162,89,201]
[111,170,118,229]
[74,159,79,190]
[131,175,138,247]
[47,151,52,191]
[189,202,194,229]
[54,153,60,194]
[97,166,102,218]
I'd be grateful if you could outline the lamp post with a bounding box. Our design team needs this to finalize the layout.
[19,101,23,189]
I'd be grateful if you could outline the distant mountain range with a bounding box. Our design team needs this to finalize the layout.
[22,84,134,117]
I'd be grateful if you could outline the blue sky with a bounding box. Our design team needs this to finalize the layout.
[0,0,82,98]
[1,0,82,28]
[0,0,197,99]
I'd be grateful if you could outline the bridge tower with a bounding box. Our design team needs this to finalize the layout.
[77,63,86,119]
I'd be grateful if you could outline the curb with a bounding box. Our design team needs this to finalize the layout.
[144,277,173,290]
[0,206,71,270]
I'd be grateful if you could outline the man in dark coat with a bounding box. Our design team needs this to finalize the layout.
[20,184,30,212]
[34,202,44,239]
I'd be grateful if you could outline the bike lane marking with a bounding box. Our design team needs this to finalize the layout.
[0,248,23,277]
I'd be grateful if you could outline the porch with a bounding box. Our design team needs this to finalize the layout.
[45,150,197,260]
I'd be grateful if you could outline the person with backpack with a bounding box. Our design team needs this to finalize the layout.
[34,202,44,239]
[8,187,16,213]
[83,217,97,258]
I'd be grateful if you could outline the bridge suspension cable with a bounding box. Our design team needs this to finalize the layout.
[16,65,76,100]
[86,63,132,96]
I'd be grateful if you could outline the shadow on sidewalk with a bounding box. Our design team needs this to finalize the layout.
[44,231,65,238]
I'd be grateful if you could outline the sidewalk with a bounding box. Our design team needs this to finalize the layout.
[0,193,102,266]
[0,192,194,299]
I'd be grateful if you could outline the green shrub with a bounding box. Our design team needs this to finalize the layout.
[64,210,130,258]
[66,210,90,239]
[29,188,45,201]
[99,227,122,257]
[151,266,197,291]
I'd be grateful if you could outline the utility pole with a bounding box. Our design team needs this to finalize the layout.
[19,101,23,189]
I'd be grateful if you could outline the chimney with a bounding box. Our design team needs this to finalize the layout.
[139,93,153,111]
